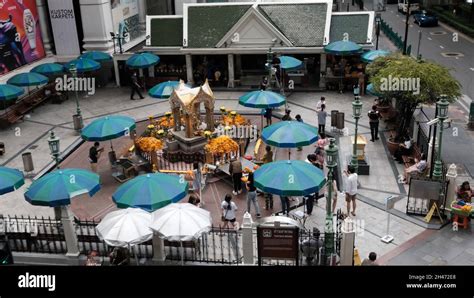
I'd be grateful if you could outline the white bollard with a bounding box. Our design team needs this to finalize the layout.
[340,218,355,266]
[444,164,458,212]
[241,212,254,265]
[60,206,80,257]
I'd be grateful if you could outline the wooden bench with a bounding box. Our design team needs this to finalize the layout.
[402,143,421,168]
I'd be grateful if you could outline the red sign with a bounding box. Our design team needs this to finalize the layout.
[257,226,299,265]
[0,0,46,75]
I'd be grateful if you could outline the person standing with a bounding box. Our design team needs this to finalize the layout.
[295,114,304,151]
[343,165,358,217]
[262,145,273,164]
[316,97,326,112]
[221,194,238,229]
[130,72,144,100]
[260,77,269,90]
[282,109,292,121]
[317,104,327,135]
[280,196,290,216]
[246,172,261,218]
[264,108,273,126]
[358,70,365,96]
[89,142,104,173]
[368,105,381,142]
[229,158,243,195]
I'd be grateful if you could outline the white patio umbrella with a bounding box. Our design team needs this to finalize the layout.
[150,203,211,265]
[96,208,153,265]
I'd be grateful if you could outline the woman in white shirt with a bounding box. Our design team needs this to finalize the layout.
[221,194,238,230]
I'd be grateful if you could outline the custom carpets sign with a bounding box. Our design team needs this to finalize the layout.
[48,0,80,56]
[0,0,45,75]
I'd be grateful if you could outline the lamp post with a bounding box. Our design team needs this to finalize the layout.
[324,138,338,260]
[48,130,60,168]
[70,66,83,131]
[375,15,381,50]
[403,0,411,55]
[432,95,449,180]
[110,32,124,54]
[351,90,362,173]
[266,48,274,91]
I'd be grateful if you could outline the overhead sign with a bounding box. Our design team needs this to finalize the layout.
[47,0,80,56]
[0,0,46,75]
[257,226,299,265]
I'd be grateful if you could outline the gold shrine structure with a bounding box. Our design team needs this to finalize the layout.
[169,80,215,138]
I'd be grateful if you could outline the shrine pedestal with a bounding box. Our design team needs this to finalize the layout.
[171,130,207,153]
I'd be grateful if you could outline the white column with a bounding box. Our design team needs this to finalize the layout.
[79,0,115,52]
[152,234,166,262]
[36,0,54,55]
[241,212,254,265]
[138,0,147,33]
[444,164,458,212]
[340,218,355,266]
[149,66,155,78]
[227,54,235,88]
[60,206,80,257]
[319,53,327,89]
[186,54,193,85]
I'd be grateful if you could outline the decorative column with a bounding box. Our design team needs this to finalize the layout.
[36,0,54,55]
[79,0,115,52]
[227,54,235,88]
[152,234,166,262]
[186,54,194,85]
[340,218,355,266]
[60,206,80,257]
[444,164,458,212]
[137,0,147,33]
[319,53,327,89]
[241,212,254,265]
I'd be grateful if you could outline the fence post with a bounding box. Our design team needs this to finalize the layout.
[444,164,458,213]
[60,206,80,257]
[241,212,254,265]
[152,234,166,262]
[340,218,355,266]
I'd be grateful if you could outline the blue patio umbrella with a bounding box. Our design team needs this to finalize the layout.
[64,58,101,73]
[126,53,160,69]
[80,51,113,62]
[24,169,100,207]
[254,160,326,196]
[148,81,189,99]
[277,56,303,70]
[367,83,382,97]
[361,50,390,63]
[0,84,24,101]
[7,73,48,87]
[81,115,136,152]
[0,166,25,195]
[239,90,286,109]
[324,40,363,55]
[112,173,189,212]
[31,63,64,75]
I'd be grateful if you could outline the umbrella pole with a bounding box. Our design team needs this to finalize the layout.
[261,114,263,129]
[180,241,184,266]
[110,140,114,151]
[288,148,291,160]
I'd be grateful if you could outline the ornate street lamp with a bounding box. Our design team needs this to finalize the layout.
[266,48,274,91]
[350,94,362,173]
[48,130,60,167]
[432,95,449,180]
[70,66,83,131]
[324,138,338,258]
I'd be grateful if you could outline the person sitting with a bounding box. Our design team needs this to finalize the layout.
[109,247,130,266]
[401,153,427,184]
[300,228,323,266]
[457,181,473,203]
[282,109,292,121]
[393,136,412,163]
[361,252,378,266]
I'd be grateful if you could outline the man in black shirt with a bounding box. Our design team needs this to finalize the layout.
[368,105,381,142]
[130,73,144,100]
[89,142,103,173]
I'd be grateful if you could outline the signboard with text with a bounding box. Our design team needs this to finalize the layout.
[257,226,299,265]
[111,0,140,45]
[47,0,80,56]
[0,0,45,75]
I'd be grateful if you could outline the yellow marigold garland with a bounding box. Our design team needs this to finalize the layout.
[136,137,163,152]
[205,135,239,155]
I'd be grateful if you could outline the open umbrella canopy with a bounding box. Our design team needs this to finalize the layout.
[150,203,211,241]
[31,63,64,75]
[81,115,136,141]
[361,50,390,63]
[324,40,362,55]
[64,58,101,73]
[276,56,303,70]
[112,173,189,212]
[148,81,189,99]
[24,169,100,207]
[262,121,319,148]
[254,160,326,196]
[239,90,286,109]
[96,208,153,248]
[7,73,49,87]
[367,83,382,97]
[0,167,25,195]
[0,84,24,101]
[80,51,113,62]
[126,53,160,69]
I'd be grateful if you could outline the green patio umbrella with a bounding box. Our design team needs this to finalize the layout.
[367,83,382,97]
[126,53,160,69]
[24,168,100,207]
[31,63,64,75]
[81,115,136,152]
[112,173,189,212]
[324,40,363,93]
[254,160,326,196]
[80,51,113,62]
[239,90,286,128]
[148,81,190,99]
[7,73,48,87]
[361,50,389,63]
[0,166,25,195]
[64,58,101,73]
[0,84,24,101]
